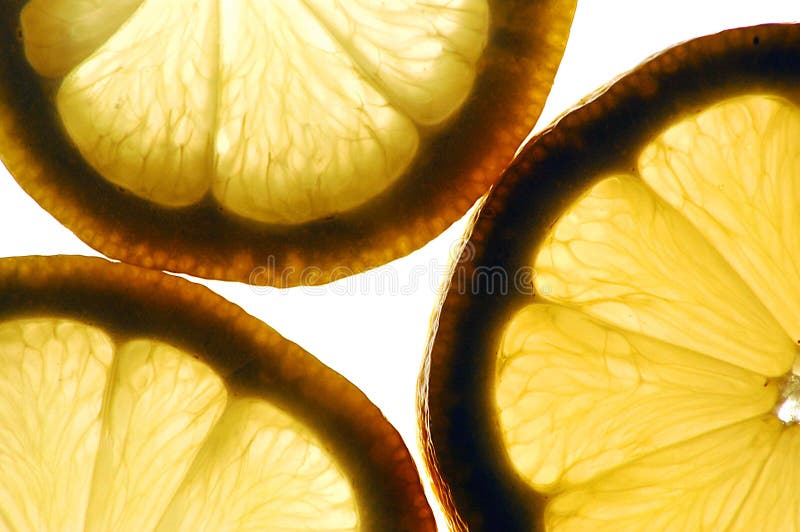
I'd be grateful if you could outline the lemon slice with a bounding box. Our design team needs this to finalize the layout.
[0,0,575,285]
[0,255,434,530]
[420,23,800,530]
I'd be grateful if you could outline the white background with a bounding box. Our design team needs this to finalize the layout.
[1,2,798,528]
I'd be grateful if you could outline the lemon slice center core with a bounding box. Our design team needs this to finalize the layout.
[775,350,800,424]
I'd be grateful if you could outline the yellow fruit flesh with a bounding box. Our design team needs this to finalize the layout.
[532,173,794,376]
[497,94,800,529]
[20,0,143,78]
[21,0,489,224]
[639,95,800,343]
[0,317,358,531]
[85,339,227,531]
[497,304,780,491]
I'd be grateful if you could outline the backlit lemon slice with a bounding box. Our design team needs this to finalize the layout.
[420,23,800,530]
[0,255,434,530]
[0,1,575,284]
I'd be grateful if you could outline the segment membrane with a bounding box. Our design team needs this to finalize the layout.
[497,304,777,492]
[0,319,112,531]
[533,174,795,376]
[84,339,227,532]
[640,95,800,342]
[545,417,782,531]
[56,0,219,206]
[20,0,144,77]
[155,398,358,532]
[213,0,418,223]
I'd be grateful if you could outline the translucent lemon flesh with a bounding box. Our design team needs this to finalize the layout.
[20,0,490,224]
[0,317,358,531]
[496,95,800,529]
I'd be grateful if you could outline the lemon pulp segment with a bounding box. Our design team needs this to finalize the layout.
[84,339,227,531]
[546,418,784,531]
[0,319,112,531]
[0,317,358,531]
[20,0,143,78]
[155,399,358,531]
[639,95,800,343]
[496,304,779,492]
[21,0,490,224]
[532,173,794,376]
[55,0,218,208]
[497,95,800,529]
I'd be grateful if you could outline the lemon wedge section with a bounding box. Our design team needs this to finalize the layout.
[532,173,795,376]
[731,425,800,529]
[0,319,112,531]
[55,0,219,207]
[23,0,490,223]
[155,398,358,531]
[84,339,227,531]
[0,317,358,531]
[496,94,800,530]
[211,0,418,224]
[640,95,800,343]
[546,417,782,531]
[497,304,778,492]
[297,0,490,125]
[20,0,143,77]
